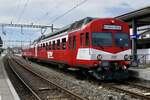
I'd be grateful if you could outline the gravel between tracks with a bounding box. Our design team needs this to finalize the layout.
[16,56,139,100]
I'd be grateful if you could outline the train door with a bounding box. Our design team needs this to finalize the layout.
[35,44,38,57]
[68,34,77,66]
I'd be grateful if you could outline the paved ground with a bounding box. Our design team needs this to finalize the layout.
[129,64,150,81]
[0,54,20,100]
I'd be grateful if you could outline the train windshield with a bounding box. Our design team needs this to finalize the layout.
[92,32,112,46]
[114,33,129,47]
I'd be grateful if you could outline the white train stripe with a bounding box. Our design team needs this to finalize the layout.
[77,48,131,60]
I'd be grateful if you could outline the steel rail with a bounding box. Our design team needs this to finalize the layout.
[102,83,150,100]
[13,55,150,100]
[125,81,150,90]
[7,57,42,100]
[11,56,86,100]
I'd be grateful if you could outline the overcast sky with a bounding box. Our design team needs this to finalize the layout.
[0,0,150,47]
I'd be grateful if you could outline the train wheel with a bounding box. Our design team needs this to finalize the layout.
[58,64,68,72]
[75,69,90,80]
[88,69,103,80]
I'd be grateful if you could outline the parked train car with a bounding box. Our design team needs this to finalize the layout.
[22,17,131,80]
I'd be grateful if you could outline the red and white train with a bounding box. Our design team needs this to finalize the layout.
[22,17,131,80]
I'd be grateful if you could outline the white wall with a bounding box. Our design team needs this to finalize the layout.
[137,49,150,63]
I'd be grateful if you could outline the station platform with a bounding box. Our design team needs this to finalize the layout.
[129,64,150,81]
[0,54,20,100]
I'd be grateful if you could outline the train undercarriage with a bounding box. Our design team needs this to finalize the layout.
[23,56,129,81]
[87,61,129,80]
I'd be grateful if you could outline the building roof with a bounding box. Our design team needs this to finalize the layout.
[115,6,150,27]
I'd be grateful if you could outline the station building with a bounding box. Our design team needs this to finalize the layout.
[116,6,150,64]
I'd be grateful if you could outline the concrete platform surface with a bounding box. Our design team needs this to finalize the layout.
[0,55,20,100]
[129,65,150,81]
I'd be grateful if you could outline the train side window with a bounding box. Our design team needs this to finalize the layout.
[57,40,60,50]
[43,43,45,47]
[69,36,72,49]
[80,33,84,46]
[49,42,51,50]
[46,43,48,50]
[52,41,55,50]
[62,38,66,50]
[40,44,41,49]
[73,36,76,49]
[37,45,39,50]
[85,32,89,46]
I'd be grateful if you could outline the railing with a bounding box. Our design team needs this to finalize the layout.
[137,54,150,64]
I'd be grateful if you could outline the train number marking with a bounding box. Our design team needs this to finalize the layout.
[47,52,53,58]
[111,55,117,59]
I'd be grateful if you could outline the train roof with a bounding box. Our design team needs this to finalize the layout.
[43,17,127,40]
[43,17,95,39]
[44,24,71,39]
[30,17,95,45]
[34,17,124,43]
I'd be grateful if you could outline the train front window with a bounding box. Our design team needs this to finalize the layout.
[92,32,112,46]
[114,33,129,47]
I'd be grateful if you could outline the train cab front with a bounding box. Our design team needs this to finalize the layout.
[88,18,131,80]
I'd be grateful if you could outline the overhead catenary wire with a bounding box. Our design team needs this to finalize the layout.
[50,0,88,24]
[36,0,88,35]
[17,0,30,22]
[35,0,64,23]
[12,0,22,22]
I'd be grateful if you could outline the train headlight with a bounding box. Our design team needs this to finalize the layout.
[97,54,102,60]
[124,54,129,61]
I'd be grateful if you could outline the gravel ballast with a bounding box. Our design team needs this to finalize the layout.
[16,56,139,100]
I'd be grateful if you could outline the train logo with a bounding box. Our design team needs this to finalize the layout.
[47,52,53,58]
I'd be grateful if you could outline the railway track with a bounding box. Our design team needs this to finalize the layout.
[4,57,38,100]
[7,55,85,100]
[101,81,150,100]
[12,55,150,100]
